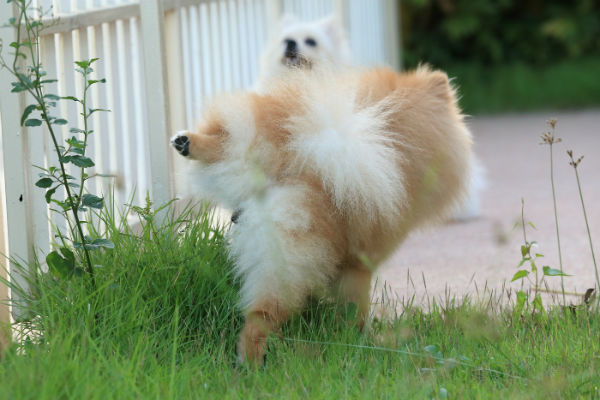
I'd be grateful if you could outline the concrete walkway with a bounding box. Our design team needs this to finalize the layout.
[377,109,600,307]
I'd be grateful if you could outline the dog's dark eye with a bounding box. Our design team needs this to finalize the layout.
[305,37,317,47]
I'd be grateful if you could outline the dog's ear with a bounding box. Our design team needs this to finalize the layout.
[317,15,352,63]
[317,15,346,46]
[417,66,453,102]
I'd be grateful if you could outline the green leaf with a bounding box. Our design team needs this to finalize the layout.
[66,136,85,147]
[423,344,443,359]
[10,82,27,92]
[53,118,68,125]
[91,238,114,249]
[59,247,75,267]
[528,221,536,229]
[70,128,85,133]
[35,177,53,188]
[542,266,569,277]
[61,96,80,102]
[515,291,527,312]
[46,249,75,279]
[45,187,58,203]
[20,104,38,126]
[70,155,95,168]
[16,73,32,87]
[76,238,111,251]
[82,194,104,209]
[88,108,110,115]
[74,60,90,69]
[518,257,530,267]
[511,269,529,281]
[520,244,528,257]
[50,198,71,211]
[25,118,42,127]
[43,94,61,100]
[40,79,58,84]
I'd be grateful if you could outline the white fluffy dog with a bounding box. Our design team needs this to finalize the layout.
[256,14,351,90]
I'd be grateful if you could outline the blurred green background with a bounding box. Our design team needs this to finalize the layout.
[400,0,600,114]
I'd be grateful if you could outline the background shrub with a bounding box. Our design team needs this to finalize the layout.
[401,0,600,69]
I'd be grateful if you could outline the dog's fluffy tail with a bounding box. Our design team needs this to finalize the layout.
[285,73,406,221]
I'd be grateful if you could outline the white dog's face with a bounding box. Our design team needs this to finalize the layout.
[258,15,351,82]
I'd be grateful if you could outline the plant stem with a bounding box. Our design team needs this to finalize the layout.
[572,167,600,292]
[520,199,537,292]
[9,2,96,288]
[549,143,566,306]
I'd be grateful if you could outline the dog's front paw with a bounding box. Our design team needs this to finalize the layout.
[170,131,190,157]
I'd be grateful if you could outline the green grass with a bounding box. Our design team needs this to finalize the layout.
[1,202,599,399]
[446,57,600,115]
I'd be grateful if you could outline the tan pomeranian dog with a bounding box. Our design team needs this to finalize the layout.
[170,66,472,365]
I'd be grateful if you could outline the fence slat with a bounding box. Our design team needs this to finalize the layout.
[0,188,10,351]
[383,0,401,70]
[130,16,150,204]
[139,0,172,206]
[0,1,17,336]
[165,8,189,194]
[0,2,33,319]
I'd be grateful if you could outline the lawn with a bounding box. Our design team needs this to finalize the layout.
[1,201,599,399]
[447,57,600,115]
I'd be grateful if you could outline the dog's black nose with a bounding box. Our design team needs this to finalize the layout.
[284,38,297,56]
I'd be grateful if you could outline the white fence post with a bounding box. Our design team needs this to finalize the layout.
[0,190,9,351]
[0,1,33,320]
[164,8,189,196]
[139,0,173,207]
[333,0,347,23]
[383,0,402,70]
[266,0,282,35]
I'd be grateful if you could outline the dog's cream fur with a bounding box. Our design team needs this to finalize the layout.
[171,66,472,364]
[256,15,351,90]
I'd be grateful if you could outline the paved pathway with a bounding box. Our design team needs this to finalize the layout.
[377,109,600,308]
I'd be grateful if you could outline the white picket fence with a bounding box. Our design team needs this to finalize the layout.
[0,0,401,317]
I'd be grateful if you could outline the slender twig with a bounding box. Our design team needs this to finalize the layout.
[540,120,566,305]
[567,150,600,293]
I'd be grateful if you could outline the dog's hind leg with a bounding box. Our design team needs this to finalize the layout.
[334,264,373,330]
[236,300,291,367]
[232,183,344,366]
